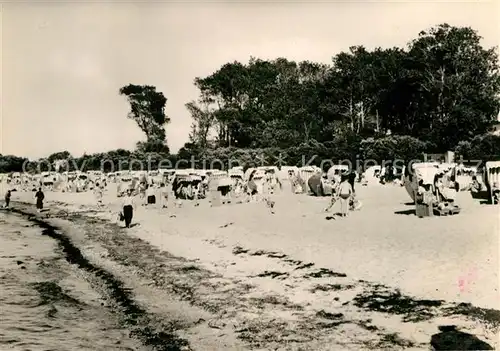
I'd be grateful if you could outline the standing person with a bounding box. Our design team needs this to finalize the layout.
[434,174,445,202]
[146,184,156,206]
[139,182,147,205]
[348,171,357,194]
[4,190,11,208]
[35,187,45,212]
[121,189,135,228]
[160,183,169,209]
[324,177,339,212]
[246,170,259,202]
[193,183,201,207]
[288,170,296,193]
[94,182,103,207]
[262,173,276,214]
[338,176,353,217]
[116,180,122,197]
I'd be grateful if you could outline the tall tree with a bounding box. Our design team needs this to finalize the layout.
[119,84,170,151]
[406,24,500,148]
[186,99,216,153]
[187,24,500,156]
[47,151,72,163]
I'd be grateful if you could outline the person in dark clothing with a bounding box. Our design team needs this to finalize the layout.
[4,190,11,208]
[121,189,135,228]
[146,184,156,205]
[35,188,44,212]
[348,172,356,193]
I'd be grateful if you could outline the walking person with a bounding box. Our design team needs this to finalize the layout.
[35,187,45,212]
[121,189,135,228]
[262,174,276,214]
[338,176,353,217]
[4,190,11,208]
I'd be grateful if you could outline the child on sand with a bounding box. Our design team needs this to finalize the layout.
[324,178,339,213]
[338,176,353,217]
[262,174,276,214]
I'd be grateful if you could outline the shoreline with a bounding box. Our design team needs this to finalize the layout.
[8,207,191,351]
[0,209,145,351]
[5,203,246,351]
[4,191,499,350]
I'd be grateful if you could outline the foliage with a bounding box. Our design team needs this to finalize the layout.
[2,24,499,174]
[0,155,28,173]
[186,24,500,154]
[47,151,72,163]
[455,134,500,161]
[360,135,431,162]
[119,84,170,149]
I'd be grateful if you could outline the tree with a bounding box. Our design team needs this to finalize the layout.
[406,24,500,148]
[0,155,28,173]
[184,23,500,162]
[47,151,72,163]
[119,84,170,149]
[455,134,500,161]
[186,99,216,153]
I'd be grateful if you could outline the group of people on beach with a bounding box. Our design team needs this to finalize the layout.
[2,167,359,228]
[117,179,178,228]
[324,173,358,217]
[2,187,45,212]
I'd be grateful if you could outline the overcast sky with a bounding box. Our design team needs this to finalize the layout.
[2,1,499,159]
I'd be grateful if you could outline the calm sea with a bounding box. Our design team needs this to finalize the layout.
[0,211,143,351]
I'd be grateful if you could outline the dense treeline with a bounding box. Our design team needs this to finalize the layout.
[1,24,500,174]
[182,24,500,160]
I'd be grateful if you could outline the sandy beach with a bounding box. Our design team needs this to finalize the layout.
[0,210,144,351]
[3,3,500,349]
[2,184,498,350]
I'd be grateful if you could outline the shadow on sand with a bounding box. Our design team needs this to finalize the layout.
[394,209,415,215]
[430,325,493,350]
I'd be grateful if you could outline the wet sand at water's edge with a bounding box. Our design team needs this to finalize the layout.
[0,211,143,351]
[1,185,499,350]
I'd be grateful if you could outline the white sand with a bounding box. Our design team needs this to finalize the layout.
[10,184,498,310]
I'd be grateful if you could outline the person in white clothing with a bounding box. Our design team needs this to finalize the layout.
[121,190,135,228]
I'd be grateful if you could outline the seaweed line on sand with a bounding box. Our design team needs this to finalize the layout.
[12,204,500,350]
[10,208,191,351]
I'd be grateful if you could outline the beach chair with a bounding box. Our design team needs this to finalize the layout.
[414,190,434,218]
[209,190,222,207]
[433,202,460,216]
